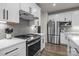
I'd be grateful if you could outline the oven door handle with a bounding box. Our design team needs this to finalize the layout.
[28,39,40,47]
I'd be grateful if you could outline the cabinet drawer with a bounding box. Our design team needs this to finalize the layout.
[6,47,26,56]
[0,42,26,56]
[14,48,26,56]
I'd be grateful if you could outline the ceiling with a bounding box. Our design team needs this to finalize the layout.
[38,3,79,14]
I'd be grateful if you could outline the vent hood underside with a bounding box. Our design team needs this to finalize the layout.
[19,10,39,21]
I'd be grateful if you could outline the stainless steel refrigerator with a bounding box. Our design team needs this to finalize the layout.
[47,20,60,44]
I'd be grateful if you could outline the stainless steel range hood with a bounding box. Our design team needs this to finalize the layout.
[19,10,39,21]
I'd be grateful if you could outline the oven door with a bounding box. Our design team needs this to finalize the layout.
[27,38,41,56]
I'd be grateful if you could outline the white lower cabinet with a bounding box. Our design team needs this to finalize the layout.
[67,38,79,56]
[60,32,67,45]
[70,41,79,56]
[70,47,79,56]
[0,42,26,56]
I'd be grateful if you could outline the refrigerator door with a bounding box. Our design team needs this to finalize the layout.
[51,35,55,43]
[56,21,60,35]
[47,20,55,43]
[47,34,55,43]
[47,35,51,43]
[55,36,60,44]
[55,21,60,44]
[47,20,55,34]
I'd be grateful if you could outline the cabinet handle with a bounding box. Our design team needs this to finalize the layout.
[28,39,40,47]
[5,48,18,55]
[6,10,8,20]
[3,9,5,19]
[29,7,32,13]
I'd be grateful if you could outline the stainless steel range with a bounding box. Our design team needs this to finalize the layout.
[15,34,41,56]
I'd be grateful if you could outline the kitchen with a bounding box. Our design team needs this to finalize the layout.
[0,3,79,56]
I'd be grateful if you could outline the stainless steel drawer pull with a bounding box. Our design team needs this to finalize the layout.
[28,39,40,47]
[5,48,18,55]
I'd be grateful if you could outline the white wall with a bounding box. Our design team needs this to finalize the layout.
[41,11,48,43]
[71,10,79,26]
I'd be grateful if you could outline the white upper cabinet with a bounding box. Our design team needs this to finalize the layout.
[49,12,72,22]
[58,13,65,21]
[0,3,6,21]
[20,3,41,26]
[55,14,62,21]
[63,12,72,21]
[56,13,72,21]
[30,3,41,25]
[48,14,64,21]
[6,3,19,23]
[20,3,30,13]
[30,3,41,17]
[21,3,41,17]
[0,3,41,23]
[0,3,20,23]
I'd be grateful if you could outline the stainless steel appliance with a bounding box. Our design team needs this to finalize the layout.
[55,21,61,44]
[47,20,55,44]
[15,34,41,56]
[47,20,60,44]
[59,21,72,32]
[26,37,41,56]
[19,10,39,21]
[37,26,41,33]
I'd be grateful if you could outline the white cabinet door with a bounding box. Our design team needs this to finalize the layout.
[58,13,65,21]
[60,32,67,45]
[70,41,79,56]
[49,12,72,22]
[59,12,72,21]
[6,3,19,23]
[70,47,79,56]
[30,3,41,25]
[0,3,6,21]
[54,13,65,21]
[31,4,40,17]
[0,42,26,56]
[20,3,41,25]
[67,38,79,56]
[64,12,72,21]
[20,3,30,13]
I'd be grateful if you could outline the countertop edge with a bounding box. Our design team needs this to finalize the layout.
[67,35,79,49]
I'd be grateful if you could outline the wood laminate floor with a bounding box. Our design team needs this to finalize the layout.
[41,43,67,56]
